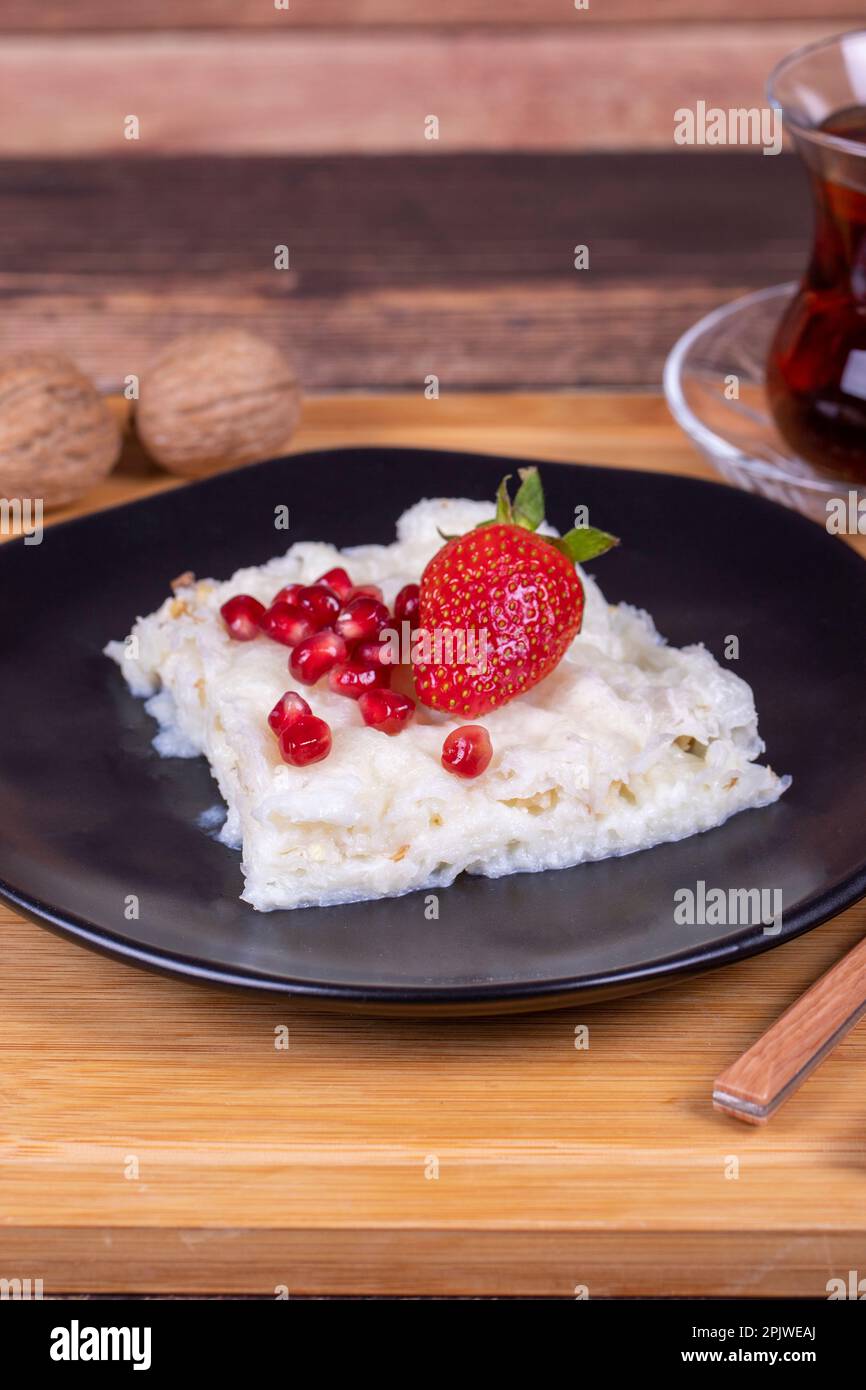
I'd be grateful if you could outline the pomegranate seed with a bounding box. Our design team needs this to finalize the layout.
[260,601,316,647]
[278,714,332,767]
[394,583,421,628]
[297,584,341,630]
[441,725,493,779]
[290,630,348,685]
[220,594,265,641]
[328,659,391,700]
[356,637,395,668]
[347,583,384,603]
[272,582,303,607]
[359,688,415,736]
[315,567,353,602]
[267,690,312,736]
[335,595,391,644]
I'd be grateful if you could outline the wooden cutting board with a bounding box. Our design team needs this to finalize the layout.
[2,393,865,1298]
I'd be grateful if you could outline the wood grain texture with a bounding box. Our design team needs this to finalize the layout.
[9,392,865,553]
[0,26,828,155]
[0,153,811,391]
[714,936,866,1123]
[0,1,861,30]
[1,394,865,1296]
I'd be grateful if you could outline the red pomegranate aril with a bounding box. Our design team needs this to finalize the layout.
[289,630,348,685]
[394,582,421,628]
[260,601,316,647]
[356,637,394,668]
[278,714,332,767]
[441,725,493,779]
[315,567,353,602]
[347,583,384,603]
[328,659,391,700]
[267,690,312,736]
[335,595,391,644]
[297,584,341,630]
[359,688,415,736]
[220,594,266,641]
[272,582,303,607]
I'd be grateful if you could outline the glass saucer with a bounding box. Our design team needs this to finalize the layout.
[663,282,864,524]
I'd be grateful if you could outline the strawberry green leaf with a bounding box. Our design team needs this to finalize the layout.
[552,526,619,564]
[495,475,514,525]
[512,467,545,531]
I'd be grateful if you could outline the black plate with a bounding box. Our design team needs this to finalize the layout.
[2,447,866,1015]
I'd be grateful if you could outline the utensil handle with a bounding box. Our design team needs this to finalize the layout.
[713,936,866,1123]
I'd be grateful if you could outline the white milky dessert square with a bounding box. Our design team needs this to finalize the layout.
[107,470,789,911]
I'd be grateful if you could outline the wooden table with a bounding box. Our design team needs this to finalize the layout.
[2,394,865,1298]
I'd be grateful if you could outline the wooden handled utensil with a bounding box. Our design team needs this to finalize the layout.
[713,935,866,1124]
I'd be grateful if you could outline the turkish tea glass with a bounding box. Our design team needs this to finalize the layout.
[766,29,866,484]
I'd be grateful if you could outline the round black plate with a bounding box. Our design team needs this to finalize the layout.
[2,448,865,1015]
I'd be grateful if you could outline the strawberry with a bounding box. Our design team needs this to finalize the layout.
[414,468,617,717]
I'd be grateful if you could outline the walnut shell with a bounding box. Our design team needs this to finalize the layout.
[135,330,302,478]
[0,351,121,509]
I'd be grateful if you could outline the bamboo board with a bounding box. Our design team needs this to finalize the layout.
[1,393,865,1298]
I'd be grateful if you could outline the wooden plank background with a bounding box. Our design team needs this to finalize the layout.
[0,25,835,156]
[1,1,863,29]
[0,3,834,390]
[0,151,809,391]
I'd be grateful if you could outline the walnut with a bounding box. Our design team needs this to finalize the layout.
[135,329,302,478]
[0,351,121,508]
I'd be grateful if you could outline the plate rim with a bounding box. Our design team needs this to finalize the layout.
[2,870,865,1009]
